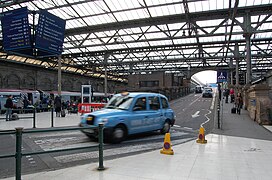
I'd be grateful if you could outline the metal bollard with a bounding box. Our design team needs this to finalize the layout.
[15,127,23,180]
[97,123,105,170]
[33,108,36,128]
[51,107,54,127]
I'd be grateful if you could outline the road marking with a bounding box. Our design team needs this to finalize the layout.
[192,111,200,118]
[54,137,195,163]
[210,95,216,110]
[173,125,181,128]
[183,127,193,130]
[201,109,212,127]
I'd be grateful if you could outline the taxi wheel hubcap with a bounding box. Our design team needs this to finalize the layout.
[113,128,124,139]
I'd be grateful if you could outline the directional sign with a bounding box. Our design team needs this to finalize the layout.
[1,7,31,51]
[217,71,227,83]
[35,10,66,55]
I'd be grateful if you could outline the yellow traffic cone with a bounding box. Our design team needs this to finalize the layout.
[160,133,174,155]
[196,127,207,144]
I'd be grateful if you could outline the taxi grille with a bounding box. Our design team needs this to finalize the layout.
[86,115,95,125]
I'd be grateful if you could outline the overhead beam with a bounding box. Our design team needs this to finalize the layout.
[65,4,272,36]
[61,37,272,58]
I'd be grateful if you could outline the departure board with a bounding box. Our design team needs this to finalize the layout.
[35,10,66,55]
[1,7,31,51]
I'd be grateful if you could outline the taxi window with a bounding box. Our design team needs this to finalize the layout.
[148,96,160,110]
[133,97,147,111]
[161,97,169,109]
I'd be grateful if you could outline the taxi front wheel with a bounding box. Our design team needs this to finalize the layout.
[160,121,170,134]
[111,125,127,143]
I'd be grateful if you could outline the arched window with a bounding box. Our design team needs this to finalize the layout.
[39,78,52,91]
[6,74,20,89]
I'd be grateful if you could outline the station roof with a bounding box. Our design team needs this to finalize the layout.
[0,0,272,82]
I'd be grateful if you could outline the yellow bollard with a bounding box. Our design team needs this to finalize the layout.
[196,127,207,144]
[160,133,174,155]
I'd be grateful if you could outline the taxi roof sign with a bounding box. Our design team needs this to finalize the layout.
[121,92,129,96]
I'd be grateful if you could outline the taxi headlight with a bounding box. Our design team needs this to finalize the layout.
[86,116,93,121]
[100,118,108,124]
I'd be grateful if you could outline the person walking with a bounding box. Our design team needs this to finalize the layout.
[224,88,230,103]
[54,96,62,117]
[230,88,235,103]
[5,95,13,121]
[235,93,243,115]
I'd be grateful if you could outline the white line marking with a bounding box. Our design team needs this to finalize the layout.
[183,127,193,130]
[210,94,216,110]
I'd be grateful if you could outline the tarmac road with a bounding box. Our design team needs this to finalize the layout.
[0,93,216,179]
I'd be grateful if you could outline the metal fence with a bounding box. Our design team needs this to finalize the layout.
[0,124,104,180]
[0,107,65,128]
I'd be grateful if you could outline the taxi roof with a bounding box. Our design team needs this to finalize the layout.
[117,92,166,98]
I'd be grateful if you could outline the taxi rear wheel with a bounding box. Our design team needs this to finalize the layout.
[111,125,127,143]
[160,121,170,134]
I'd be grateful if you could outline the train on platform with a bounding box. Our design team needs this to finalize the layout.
[0,89,112,113]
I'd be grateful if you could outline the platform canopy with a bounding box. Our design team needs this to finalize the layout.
[0,0,272,82]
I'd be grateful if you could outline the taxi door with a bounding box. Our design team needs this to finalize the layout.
[129,97,148,134]
[145,96,163,130]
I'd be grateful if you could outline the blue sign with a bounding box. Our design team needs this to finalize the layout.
[217,71,227,83]
[35,10,66,55]
[1,7,31,51]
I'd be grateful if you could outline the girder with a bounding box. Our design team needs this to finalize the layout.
[1,1,272,82]
[65,4,272,36]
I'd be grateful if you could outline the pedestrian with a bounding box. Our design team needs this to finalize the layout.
[235,93,243,115]
[230,88,235,103]
[224,88,230,103]
[54,96,62,117]
[5,95,13,121]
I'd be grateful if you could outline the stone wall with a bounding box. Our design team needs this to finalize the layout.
[0,61,126,93]
[247,84,272,125]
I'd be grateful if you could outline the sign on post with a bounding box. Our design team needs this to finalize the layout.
[217,71,227,83]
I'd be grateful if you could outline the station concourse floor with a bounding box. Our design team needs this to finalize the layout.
[1,101,272,180]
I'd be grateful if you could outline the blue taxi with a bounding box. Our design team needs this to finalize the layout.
[79,92,175,143]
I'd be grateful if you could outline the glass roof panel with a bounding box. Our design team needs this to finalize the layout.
[0,0,271,80]
[114,9,149,21]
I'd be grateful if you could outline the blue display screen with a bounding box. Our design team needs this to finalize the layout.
[35,10,66,55]
[1,7,31,51]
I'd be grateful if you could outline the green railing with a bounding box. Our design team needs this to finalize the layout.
[0,108,36,127]
[0,124,105,180]
[0,107,61,128]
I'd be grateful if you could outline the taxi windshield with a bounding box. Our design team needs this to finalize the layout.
[105,96,133,110]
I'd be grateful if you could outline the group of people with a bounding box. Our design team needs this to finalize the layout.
[223,87,243,115]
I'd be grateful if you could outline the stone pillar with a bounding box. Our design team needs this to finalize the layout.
[247,84,272,125]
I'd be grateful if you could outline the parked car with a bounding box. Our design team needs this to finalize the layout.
[79,92,175,143]
[202,88,213,98]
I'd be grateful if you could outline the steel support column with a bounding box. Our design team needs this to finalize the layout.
[58,56,62,96]
[104,53,109,96]
[243,12,252,84]
[234,43,239,87]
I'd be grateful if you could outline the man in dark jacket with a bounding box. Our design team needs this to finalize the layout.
[54,96,62,117]
[5,95,13,121]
